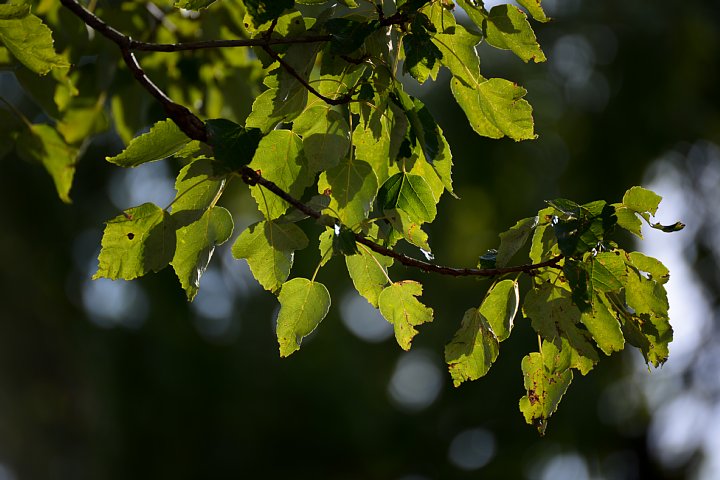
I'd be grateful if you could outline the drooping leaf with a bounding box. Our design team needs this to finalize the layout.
[484,4,546,63]
[497,216,537,267]
[386,208,432,252]
[232,221,309,293]
[445,308,500,386]
[292,105,351,173]
[171,207,234,301]
[276,278,331,357]
[378,280,434,350]
[94,203,176,280]
[248,130,313,219]
[517,0,550,22]
[172,158,227,218]
[317,158,378,227]
[433,23,483,86]
[377,172,437,224]
[614,205,643,238]
[481,279,520,342]
[16,124,77,204]
[0,4,68,75]
[523,282,599,374]
[451,77,536,141]
[106,119,191,167]
[519,340,573,435]
[206,118,263,170]
[346,247,393,308]
[580,293,625,355]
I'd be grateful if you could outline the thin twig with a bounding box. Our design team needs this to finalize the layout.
[240,167,563,277]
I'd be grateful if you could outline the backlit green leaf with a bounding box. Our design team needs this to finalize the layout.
[622,186,662,216]
[519,340,573,435]
[318,158,378,227]
[248,130,313,219]
[378,281,434,350]
[172,158,226,218]
[171,207,234,301]
[16,124,77,204]
[517,0,550,22]
[106,119,191,167]
[94,203,175,280]
[445,308,500,386]
[481,279,520,342]
[377,172,437,224]
[276,278,331,357]
[242,0,294,27]
[580,294,625,355]
[174,0,216,9]
[485,4,546,63]
[232,221,309,293]
[451,77,536,141]
[346,247,392,308]
[523,282,599,374]
[246,87,308,133]
[497,216,537,267]
[627,252,670,284]
[293,105,351,173]
[0,4,68,75]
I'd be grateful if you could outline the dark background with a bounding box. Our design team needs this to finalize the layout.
[1,0,719,478]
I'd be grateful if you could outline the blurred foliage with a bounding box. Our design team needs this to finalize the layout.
[0,0,719,479]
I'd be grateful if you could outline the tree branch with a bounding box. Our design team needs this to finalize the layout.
[240,167,563,277]
[62,0,562,279]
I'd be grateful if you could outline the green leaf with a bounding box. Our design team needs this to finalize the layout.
[378,280,434,351]
[94,203,176,280]
[614,205,643,238]
[246,87,308,133]
[172,158,227,217]
[346,247,392,308]
[484,5,546,63]
[519,341,573,435]
[432,24,483,87]
[445,308,500,386]
[517,0,550,22]
[403,14,442,84]
[292,105,351,173]
[16,124,77,204]
[276,278,331,357]
[232,221,309,293]
[377,172,437,224]
[318,158,378,227]
[242,0,294,27]
[622,186,662,216]
[590,252,627,292]
[171,207,234,301]
[386,208,431,252]
[627,252,670,284]
[451,77,536,141]
[0,4,68,75]
[497,216,537,267]
[174,0,216,9]
[613,271,672,367]
[248,130,313,219]
[523,283,599,374]
[580,294,625,355]
[206,118,263,170]
[106,119,191,167]
[481,279,520,342]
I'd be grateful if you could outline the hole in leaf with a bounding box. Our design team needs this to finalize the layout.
[127,233,135,240]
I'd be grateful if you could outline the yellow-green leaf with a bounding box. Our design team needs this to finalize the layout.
[276,278,331,357]
[106,119,191,167]
[378,280,433,350]
[445,308,500,386]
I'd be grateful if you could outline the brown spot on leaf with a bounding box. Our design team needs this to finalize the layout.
[323,188,332,196]
[528,389,539,405]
